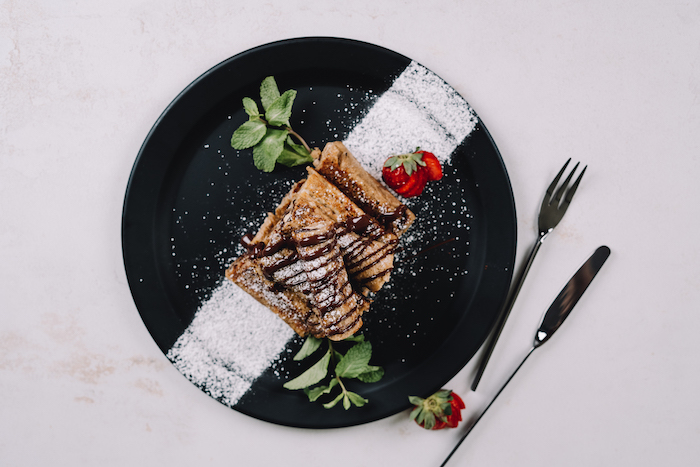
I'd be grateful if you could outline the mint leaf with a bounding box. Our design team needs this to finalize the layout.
[252,128,288,172]
[356,365,384,383]
[335,341,372,379]
[342,335,366,343]
[322,392,344,409]
[346,391,368,407]
[231,77,314,173]
[285,334,382,410]
[276,133,311,168]
[266,89,296,126]
[252,145,277,172]
[305,378,339,402]
[331,346,344,364]
[277,145,313,167]
[260,76,280,111]
[242,97,260,117]
[283,349,331,390]
[230,119,266,149]
[283,135,311,158]
[294,335,322,361]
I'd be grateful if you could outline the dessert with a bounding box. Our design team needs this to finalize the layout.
[226,142,415,341]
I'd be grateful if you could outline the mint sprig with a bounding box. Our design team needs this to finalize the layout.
[283,335,384,410]
[231,76,314,172]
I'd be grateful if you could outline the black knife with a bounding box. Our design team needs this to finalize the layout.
[440,245,611,466]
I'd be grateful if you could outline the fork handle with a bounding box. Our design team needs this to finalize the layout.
[470,233,547,391]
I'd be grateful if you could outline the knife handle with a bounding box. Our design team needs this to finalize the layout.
[535,245,611,347]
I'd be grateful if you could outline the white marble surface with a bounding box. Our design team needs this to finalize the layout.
[2,1,699,465]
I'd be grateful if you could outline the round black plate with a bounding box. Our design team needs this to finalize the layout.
[122,37,516,428]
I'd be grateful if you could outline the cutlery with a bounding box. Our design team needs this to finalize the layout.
[441,245,610,466]
[471,159,587,390]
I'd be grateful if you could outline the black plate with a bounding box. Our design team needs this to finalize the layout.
[122,37,516,428]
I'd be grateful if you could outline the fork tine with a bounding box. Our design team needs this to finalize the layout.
[561,165,587,207]
[553,161,580,205]
[545,158,571,200]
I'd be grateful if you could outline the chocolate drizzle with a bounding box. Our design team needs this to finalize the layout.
[241,205,402,296]
[242,215,379,259]
[239,210,398,338]
[261,238,293,257]
[261,250,298,279]
[240,233,254,248]
[344,214,372,235]
[377,204,408,228]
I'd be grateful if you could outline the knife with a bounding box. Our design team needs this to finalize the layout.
[440,245,611,466]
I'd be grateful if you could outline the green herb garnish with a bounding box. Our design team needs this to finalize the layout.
[283,335,384,410]
[230,76,314,172]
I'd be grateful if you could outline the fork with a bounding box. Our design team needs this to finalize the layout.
[471,159,587,391]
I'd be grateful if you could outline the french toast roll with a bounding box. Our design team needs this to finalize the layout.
[225,254,311,337]
[313,141,416,236]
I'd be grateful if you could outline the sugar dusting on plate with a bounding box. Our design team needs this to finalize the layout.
[167,280,295,406]
[166,61,478,407]
[344,61,478,180]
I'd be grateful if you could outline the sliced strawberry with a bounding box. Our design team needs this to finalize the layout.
[409,389,465,430]
[382,149,442,198]
[442,391,465,428]
[395,167,427,197]
[382,162,410,190]
[418,150,443,181]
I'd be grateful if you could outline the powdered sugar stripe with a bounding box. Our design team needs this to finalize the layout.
[343,61,478,180]
[166,280,295,407]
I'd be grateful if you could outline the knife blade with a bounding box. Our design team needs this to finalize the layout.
[440,245,611,466]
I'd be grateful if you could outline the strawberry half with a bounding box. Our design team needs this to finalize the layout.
[382,149,442,198]
[381,158,412,191]
[408,389,466,430]
[417,150,443,181]
[395,166,427,197]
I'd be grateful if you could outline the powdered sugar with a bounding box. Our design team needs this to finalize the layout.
[344,61,478,180]
[166,279,295,406]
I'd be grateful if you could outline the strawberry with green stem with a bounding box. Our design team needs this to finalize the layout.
[409,389,465,430]
[382,149,443,197]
